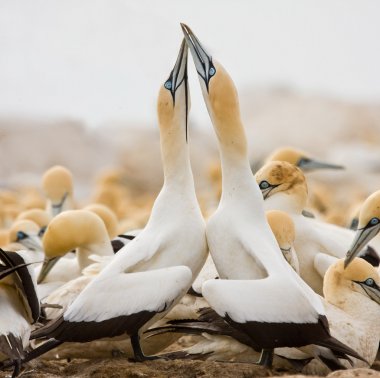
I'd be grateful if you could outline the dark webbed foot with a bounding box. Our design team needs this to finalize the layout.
[130,333,168,362]
[257,348,274,368]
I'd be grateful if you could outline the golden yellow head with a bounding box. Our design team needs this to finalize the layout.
[42,165,73,203]
[84,204,118,239]
[266,210,295,250]
[267,147,309,166]
[9,220,40,243]
[16,209,51,229]
[358,190,380,229]
[324,258,380,304]
[255,161,307,200]
[42,210,109,258]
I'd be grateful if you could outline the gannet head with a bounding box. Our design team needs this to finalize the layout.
[324,258,380,305]
[157,38,190,141]
[9,219,43,252]
[181,23,243,144]
[266,210,299,273]
[84,204,118,239]
[16,208,51,237]
[345,190,380,268]
[38,210,109,283]
[267,147,344,171]
[42,165,74,217]
[255,161,308,213]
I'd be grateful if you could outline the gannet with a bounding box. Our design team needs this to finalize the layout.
[345,190,380,268]
[181,23,360,367]
[8,220,43,253]
[24,39,207,363]
[266,147,344,172]
[37,210,114,284]
[83,204,118,239]
[255,160,377,294]
[16,209,51,237]
[42,165,75,217]
[0,249,39,377]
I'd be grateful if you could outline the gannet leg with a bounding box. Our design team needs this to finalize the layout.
[130,333,162,362]
[11,360,21,378]
[257,348,274,368]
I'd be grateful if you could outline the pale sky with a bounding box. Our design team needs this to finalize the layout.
[1,0,380,127]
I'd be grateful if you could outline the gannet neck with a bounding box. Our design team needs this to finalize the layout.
[263,192,305,214]
[77,242,113,272]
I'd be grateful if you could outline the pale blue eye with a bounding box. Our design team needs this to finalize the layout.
[209,67,216,76]
[365,278,374,286]
[17,231,27,240]
[164,81,172,90]
[370,218,379,226]
[259,181,270,190]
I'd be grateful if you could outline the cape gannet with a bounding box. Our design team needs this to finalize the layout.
[16,209,51,238]
[8,220,43,253]
[181,23,360,367]
[42,165,75,217]
[23,39,207,363]
[37,210,114,284]
[0,249,39,377]
[83,204,119,239]
[266,147,344,172]
[255,160,378,294]
[345,190,380,268]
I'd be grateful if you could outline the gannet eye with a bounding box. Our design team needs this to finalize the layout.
[259,181,270,190]
[164,81,172,90]
[297,157,311,167]
[369,217,380,226]
[365,278,375,287]
[17,231,27,241]
[209,67,216,76]
[38,226,47,238]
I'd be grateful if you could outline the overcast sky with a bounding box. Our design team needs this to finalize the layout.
[1,0,380,127]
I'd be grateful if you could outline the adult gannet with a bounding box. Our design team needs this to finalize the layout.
[266,147,344,172]
[0,249,40,377]
[345,190,380,268]
[16,209,51,237]
[42,165,75,217]
[37,210,114,284]
[23,39,207,363]
[8,220,43,253]
[254,160,378,294]
[181,23,360,367]
[83,204,118,239]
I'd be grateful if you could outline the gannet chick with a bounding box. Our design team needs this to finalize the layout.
[181,23,361,367]
[8,220,43,254]
[266,210,299,273]
[83,204,118,239]
[0,249,39,377]
[16,209,51,235]
[266,147,344,172]
[42,166,75,217]
[37,210,114,284]
[26,39,207,363]
[255,160,369,294]
[345,190,380,268]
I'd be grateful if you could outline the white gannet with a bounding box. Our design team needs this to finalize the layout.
[24,39,207,363]
[345,190,380,267]
[254,160,379,294]
[42,165,75,218]
[181,23,361,367]
[0,249,40,377]
[266,146,344,172]
[37,210,114,284]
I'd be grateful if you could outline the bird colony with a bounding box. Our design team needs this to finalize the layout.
[0,24,380,378]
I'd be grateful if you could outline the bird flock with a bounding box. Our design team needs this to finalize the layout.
[1,23,380,377]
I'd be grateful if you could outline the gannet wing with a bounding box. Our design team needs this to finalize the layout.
[32,266,192,342]
[314,253,338,279]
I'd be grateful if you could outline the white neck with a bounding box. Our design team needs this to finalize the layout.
[77,241,114,271]
[263,192,303,214]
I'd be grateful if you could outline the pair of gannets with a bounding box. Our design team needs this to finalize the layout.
[179,24,361,366]
[0,249,39,377]
[255,160,380,294]
[18,37,207,365]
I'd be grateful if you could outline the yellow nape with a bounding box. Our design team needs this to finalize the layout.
[43,210,109,258]
[358,190,380,229]
[266,210,295,249]
[42,165,73,203]
[84,204,118,239]
[266,147,308,166]
[324,258,380,299]
[9,220,40,243]
[16,209,51,228]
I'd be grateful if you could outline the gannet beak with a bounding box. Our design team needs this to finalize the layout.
[297,158,344,171]
[355,280,380,305]
[20,234,43,252]
[51,192,68,217]
[37,256,61,284]
[344,225,380,268]
[181,23,215,91]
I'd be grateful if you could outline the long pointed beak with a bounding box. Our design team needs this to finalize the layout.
[180,23,214,89]
[20,234,43,252]
[345,226,380,268]
[357,282,380,305]
[298,158,344,171]
[37,256,61,284]
[51,192,68,217]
